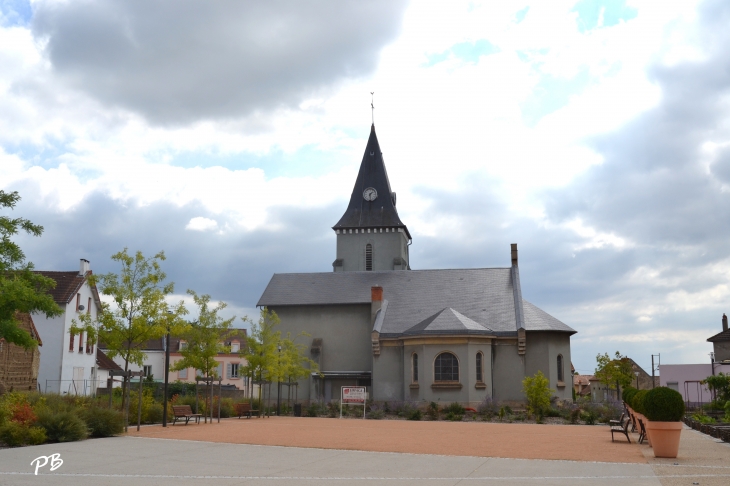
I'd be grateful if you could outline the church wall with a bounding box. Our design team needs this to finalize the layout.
[336,230,408,271]
[524,331,572,401]
[373,344,404,401]
[401,341,492,405]
[492,341,526,402]
[269,304,371,402]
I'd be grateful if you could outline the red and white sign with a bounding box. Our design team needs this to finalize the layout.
[341,386,366,403]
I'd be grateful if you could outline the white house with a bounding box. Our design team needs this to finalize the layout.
[33,259,102,395]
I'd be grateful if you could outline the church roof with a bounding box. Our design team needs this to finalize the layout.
[257,268,575,337]
[403,308,492,335]
[333,125,410,238]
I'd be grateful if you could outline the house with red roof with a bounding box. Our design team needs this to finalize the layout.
[33,259,102,395]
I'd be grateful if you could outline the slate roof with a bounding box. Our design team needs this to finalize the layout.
[34,271,87,305]
[333,125,410,238]
[96,349,122,371]
[708,329,730,342]
[257,268,575,338]
[403,308,492,335]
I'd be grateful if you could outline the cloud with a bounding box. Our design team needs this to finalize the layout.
[185,217,218,232]
[31,0,408,125]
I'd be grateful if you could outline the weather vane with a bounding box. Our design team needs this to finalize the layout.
[371,92,374,125]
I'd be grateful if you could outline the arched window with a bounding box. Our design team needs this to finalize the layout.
[365,244,373,271]
[434,352,459,382]
[476,352,483,383]
[557,354,564,382]
[412,353,418,383]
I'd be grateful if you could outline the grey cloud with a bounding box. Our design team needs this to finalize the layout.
[710,147,730,185]
[31,0,408,125]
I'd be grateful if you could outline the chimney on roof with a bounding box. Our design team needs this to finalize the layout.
[371,285,383,323]
[79,259,90,276]
[723,313,728,332]
[511,244,518,266]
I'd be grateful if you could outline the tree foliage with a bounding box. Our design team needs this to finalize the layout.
[0,190,63,348]
[76,249,185,418]
[170,290,236,380]
[522,371,554,420]
[595,351,634,398]
[241,308,319,405]
[703,372,730,405]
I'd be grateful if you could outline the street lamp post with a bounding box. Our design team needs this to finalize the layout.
[162,310,172,427]
[277,344,282,416]
[635,371,639,389]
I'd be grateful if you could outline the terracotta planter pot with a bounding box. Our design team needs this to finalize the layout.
[645,421,682,458]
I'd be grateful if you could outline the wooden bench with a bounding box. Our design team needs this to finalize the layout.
[172,405,202,425]
[234,402,260,419]
[637,418,647,444]
[610,416,631,443]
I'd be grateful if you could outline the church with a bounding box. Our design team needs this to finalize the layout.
[257,124,576,405]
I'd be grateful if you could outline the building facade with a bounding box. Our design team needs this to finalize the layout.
[0,313,42,393]
[33,259,102,395]
[258,124,576,406]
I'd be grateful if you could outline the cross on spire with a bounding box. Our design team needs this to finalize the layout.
[370,92,374,125]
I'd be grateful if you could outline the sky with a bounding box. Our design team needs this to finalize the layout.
[2,0,729,377]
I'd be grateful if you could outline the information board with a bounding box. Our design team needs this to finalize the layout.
[340,386,367,418]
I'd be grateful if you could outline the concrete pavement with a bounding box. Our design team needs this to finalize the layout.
[1,436,662,486]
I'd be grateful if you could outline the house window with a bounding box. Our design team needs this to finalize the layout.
[87,297,91,314]
[230,363,240,378]
[69,333,74,352]
[231,342,240,353]
[412,353,418,383]
[78,331,84,353]
[179,341,187,351]
[179,368,188,379]
[434,352,459,382]
[76,293,81,312]
[557,354,564,382]
[476,352,484,383]
[143,365,152,378]
[365,244,373,271]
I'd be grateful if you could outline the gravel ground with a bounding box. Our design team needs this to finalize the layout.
[127,416,648,463]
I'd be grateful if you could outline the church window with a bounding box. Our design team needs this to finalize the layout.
[476,352,484,383]
[557,354,564,382]
[365,244,373,271]
[412,353,418,383]
[434,352,459,382]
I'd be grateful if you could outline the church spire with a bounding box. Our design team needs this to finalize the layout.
[333,125,410,239]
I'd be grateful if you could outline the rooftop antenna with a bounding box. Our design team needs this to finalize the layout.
[370,92,374,125]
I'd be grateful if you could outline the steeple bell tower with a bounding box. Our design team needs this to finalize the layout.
[332,125,411,272]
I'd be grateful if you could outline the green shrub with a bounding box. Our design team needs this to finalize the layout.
[569,408,581,424]
[444,402,465,416]
[692,413,715,424]
[0,422,46,447]
[407,408,422,421]
[522,371,554,420]
[632,390,649,415]
[477,398,498,418]
[36,410,88,442]
[623,388,638,406]
[82,407,124,437]
[621,386,637,403]
[582,410,597,425]
[644,387,685,422]
[426,402,439,420]
[367,408,385,420]
[445,411,463,421]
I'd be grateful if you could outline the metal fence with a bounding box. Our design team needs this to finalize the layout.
[44,379,105,396]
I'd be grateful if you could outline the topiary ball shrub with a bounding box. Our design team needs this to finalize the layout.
[82,407,124,437]
[623,388,638,406]
[36,410,88,442]
[632,390,649,415]
[644,387,685,422]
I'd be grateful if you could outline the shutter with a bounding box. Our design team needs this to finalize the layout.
[227,363,232,379]
[217,363,223,379]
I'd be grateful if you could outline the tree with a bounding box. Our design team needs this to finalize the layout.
[241,307,281,408]
[522,371,554,420]
[594,351,634,399]
[703,373,730,405]
[278,332,319,405]
[80,249,185,418]
[0,190,63,348]
[171,290,237,380]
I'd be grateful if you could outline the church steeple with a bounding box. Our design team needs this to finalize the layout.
[332,125,411,272]
[333,124,410,237]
